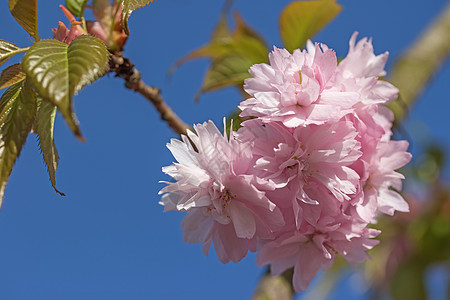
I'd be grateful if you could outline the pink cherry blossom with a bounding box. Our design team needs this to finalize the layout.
[240,44,359,127]
[159,121,284,263]
[336,32,399,106]
[257,205,380,292]
[238,119,362,227]
[365,140,412,215]
[159,32,411,293]
[339,32,389,78]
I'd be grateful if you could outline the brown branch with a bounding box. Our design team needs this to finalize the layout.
[108,52,190,136]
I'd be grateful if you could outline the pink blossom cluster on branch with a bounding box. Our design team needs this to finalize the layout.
[159,32,411,292]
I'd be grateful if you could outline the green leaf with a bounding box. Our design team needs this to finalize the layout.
[176,13,267,65]
[0,40,29,68]
[0,79,37,207]
[226,109,247,133]
[121,0,154,36]
[195,55,252,101]
[35,97,65,196]
[8,0,39,41]
[22,36,110,140]
[210,10,230,42]
[279,0,342,52]
[65,0,89,17]
[172,11,268,101]
[0,63,26,90]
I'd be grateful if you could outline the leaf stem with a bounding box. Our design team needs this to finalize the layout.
[81,17,88,33]
[110,0,121,39]
[14,47,30,54]
[109,51,190,136]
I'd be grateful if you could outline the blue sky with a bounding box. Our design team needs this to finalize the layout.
[0,0,448,299]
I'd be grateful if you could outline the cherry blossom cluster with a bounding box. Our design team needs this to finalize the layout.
[159,33,411,292]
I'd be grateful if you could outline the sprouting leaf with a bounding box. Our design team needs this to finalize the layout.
[195,55,253,101]
[8,0,39,41]
[0,79,37,207]
[35,97,65,196]
[22,36,110,140]
[167,14,231,76]
[210,9,230,41]
[0,64,26,90]
[121,0,154,36]
[175,12,267,67]
[65,0,89,17]
[0,40,29,68]
[279,0,342,52]
[172,11,268,101]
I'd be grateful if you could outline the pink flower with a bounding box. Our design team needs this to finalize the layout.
[339,32,389,78]
[159,32,411,293]
[365,140,412,215]
[238,119,362,227]
[240,43,359,127]
[159,120,284,263]
[336,32,399,106]
[257,209,380,292]
[344,112,411,222]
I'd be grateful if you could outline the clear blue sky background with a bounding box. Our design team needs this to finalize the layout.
[0,0,448,299]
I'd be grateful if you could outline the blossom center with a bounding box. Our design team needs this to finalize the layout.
[297,70,303,84]
[282,145,314,183]
[206,186,236,224]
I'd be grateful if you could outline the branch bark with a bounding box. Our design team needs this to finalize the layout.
[109,52,190,136]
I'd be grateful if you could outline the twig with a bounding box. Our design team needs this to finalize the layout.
[109,51,190,136]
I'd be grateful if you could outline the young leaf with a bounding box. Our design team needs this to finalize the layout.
[0,79,37,207]
[8,0,39,41]
[0,40,29,67]
[0,63,26,90]
[35,97,65,196]
[65,0,89,17]
[279,0,342,52]
[173,14,230,66]
[174,12,267,66]
[22,36,110,140]
[195,55,253,101]
[226,109,247,133]
[173,12,268,101]
[210,10,230,41]
[121,0,154,36]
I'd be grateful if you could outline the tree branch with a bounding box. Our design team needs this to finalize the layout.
[388,2,450,121]
[109,52,190,136]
